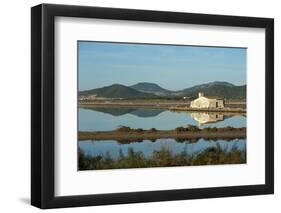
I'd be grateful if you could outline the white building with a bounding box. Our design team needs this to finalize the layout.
[190,92,224,109]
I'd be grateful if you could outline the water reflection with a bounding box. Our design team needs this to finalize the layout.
[85,107,165,117]
[78,108,247,169]
[79,107,246,131]
[79,138,246,159]
[191,112,224,125]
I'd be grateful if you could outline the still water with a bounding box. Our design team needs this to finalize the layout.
[79,138,246,159]
[79,108,246,131]
[78,107,246,160]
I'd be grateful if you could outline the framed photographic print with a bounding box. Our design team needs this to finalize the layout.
[31,3,274,209]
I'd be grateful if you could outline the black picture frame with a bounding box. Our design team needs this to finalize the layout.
[31,3,274,209]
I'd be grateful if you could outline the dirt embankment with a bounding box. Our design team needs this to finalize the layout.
[79,99,246,110]
[79,126,246,142]
[170,106,246,113]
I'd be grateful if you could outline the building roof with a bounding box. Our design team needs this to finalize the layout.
[203,96,224,100]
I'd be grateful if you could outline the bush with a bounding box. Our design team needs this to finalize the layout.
[187,125,200,131]
[78,143,246,170]
[211,127,217,131]
[116,126,131,132]
[175,126,186,132]
[204,127,213,132]
[224,126,235,131]
[136,128,144,133]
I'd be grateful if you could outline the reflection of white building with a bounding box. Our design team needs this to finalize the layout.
[190,92,224,109]
[191,112,224,125]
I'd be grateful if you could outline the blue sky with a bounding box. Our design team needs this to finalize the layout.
[78,41,246,91]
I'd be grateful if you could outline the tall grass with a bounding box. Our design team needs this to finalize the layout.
[78,144,246,170]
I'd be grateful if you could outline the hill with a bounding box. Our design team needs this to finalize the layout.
[177,81,245,99]
[79,84,158,99]
[181,84,246,99]
[130,82,172,96]
[79,81,246,99]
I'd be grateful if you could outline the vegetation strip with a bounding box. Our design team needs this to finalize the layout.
[79,144,246,170]
[79,126,246,141]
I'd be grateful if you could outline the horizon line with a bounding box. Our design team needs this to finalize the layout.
[79,81,247,92]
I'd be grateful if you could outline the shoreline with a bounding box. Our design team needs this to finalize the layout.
[170,106,246,113]
[79,105,246,115]
[79,103,170,110]
[79,101,246,113]
[79,127,246,142]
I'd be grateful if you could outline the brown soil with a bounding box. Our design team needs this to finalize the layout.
[79,127,246,141]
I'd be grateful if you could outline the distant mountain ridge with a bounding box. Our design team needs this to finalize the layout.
[79,81,246,99]
[180,84,246,99]
[130,82,172,96]
[79,84,158,99]
[175,81,245,99]
[179,81,235,93]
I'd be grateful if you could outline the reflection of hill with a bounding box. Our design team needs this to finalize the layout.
[129,109,164,117]
[86,107,165,118]
[86,108,135,116]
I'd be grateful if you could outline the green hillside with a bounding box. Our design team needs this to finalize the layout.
[79,84,158,99]
[181,85,246,99]
[79,82,246,99]
[130,82,171,96]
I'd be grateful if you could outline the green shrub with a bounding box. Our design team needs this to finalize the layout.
[136,128,144,133]
[187,125,200,131]
[116,126,131,132]
[175,126,186,132]
[78,144,246,170]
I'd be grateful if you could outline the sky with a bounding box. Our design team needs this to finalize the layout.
[78,41,246,91]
